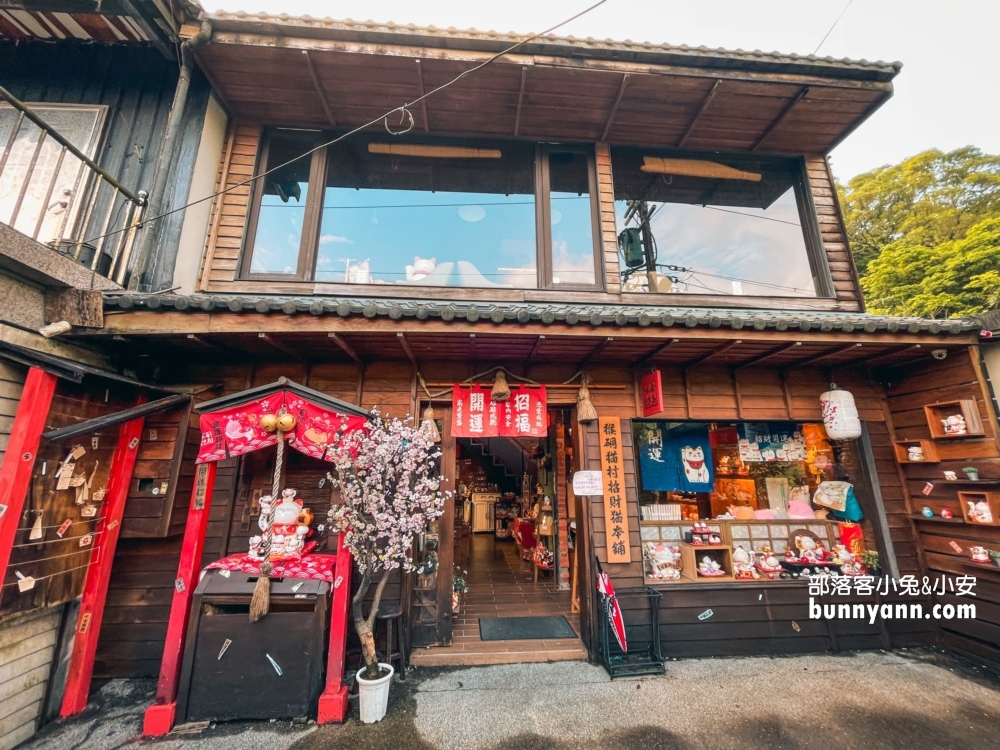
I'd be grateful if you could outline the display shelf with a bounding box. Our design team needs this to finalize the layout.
[908,514,966,524]
[958,491,1000,526]
[924,399,985,439]
[892,439,940,464]
[679,543,734,582]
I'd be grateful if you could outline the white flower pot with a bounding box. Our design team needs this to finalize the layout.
[356,662,394,723]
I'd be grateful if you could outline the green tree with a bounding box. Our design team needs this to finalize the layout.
[861,217,1000,318]
[838,147,1000,277]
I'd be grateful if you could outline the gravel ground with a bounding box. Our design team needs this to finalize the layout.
[22,649,1000,750]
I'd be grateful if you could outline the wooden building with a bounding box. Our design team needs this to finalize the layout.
[2,7,999,735]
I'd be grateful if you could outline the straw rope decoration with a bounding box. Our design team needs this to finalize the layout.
[249,408,288,622]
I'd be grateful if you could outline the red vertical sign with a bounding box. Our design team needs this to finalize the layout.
[640,370,663,417]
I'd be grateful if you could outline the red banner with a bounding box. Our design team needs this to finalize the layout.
[640,370,663,417]
[452,384,547,438]
[197,391,367,463]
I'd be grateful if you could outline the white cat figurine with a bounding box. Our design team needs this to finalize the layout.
[681,445,709,483]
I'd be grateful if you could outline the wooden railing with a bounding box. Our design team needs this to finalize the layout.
[0,86,147,286]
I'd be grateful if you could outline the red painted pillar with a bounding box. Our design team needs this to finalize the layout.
[317,533,353,724]
[0,366,58,577]
[142,460,216,737]
[60,414,145,717]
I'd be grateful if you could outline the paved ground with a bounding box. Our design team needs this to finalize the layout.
[24,649,1000,750]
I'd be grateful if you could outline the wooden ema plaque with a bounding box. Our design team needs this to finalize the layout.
[598,417,631,563]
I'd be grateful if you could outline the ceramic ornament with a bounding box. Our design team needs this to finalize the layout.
[921,506,934,518]
[940,508,954,519]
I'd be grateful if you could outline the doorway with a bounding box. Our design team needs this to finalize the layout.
[410,411,586,666]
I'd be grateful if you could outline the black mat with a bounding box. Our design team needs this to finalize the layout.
[479,615,576,641]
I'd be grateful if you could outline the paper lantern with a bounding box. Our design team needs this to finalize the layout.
[819,384,862,440]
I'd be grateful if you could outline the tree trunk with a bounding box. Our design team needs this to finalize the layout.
[358,624,379,680]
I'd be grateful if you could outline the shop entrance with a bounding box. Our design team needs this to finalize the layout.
[411,410,587,666]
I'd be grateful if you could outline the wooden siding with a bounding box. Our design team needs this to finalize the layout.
[0,606,61,750]
[806,156,862,307]
[0,361,25,467]
[594,143,621,294]
[197,130,864,310]
[883,348,1000,663]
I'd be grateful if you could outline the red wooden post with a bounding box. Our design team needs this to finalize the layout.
[0,367,58,577]
[60,414,145,717]
[142,460,216,737]
[317,533,353,724]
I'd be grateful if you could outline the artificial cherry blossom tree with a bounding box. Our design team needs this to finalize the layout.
[327,409,447,679]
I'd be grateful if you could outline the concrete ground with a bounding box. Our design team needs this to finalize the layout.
[23,649,1000,750]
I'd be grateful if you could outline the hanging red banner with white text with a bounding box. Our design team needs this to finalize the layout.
[451,384,547,438]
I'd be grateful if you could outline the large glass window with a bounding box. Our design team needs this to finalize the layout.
[318,139,537,287]
[240,133,602,290]
[612,148,824,297]
[244,132,316,276]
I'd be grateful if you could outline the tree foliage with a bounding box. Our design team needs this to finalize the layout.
[837,147,1000,317]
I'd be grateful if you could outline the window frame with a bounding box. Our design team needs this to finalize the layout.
[238,129,606,292]
[609,146,834,300]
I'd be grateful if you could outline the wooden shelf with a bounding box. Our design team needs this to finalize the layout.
[908,514,967,524]
[958,491,1000,527]
[680,542,734,582]
[893,439,940,464]
[924,399,985,439]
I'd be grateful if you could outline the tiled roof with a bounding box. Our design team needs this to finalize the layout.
[203,11,901,82]
[105,293,976,336]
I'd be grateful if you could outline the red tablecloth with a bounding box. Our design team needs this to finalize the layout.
[206,552,337,582]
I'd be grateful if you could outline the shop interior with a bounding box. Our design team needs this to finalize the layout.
[436,411,582,659]
[635,421,879,583]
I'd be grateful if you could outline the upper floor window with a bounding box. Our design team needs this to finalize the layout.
[612,147,827,297]
[0,103,106,245]
[241,132,602,291]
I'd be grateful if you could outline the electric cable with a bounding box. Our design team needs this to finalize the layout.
[80,0,610,251]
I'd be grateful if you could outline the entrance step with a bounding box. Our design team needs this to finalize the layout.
[410,638,588,667]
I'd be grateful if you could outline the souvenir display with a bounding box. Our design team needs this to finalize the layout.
[940,508,954,519]
[943,471,957,481]
[966,500,994,524]
[755,546,784,578]
[942,414,968,435]
[907,445,925,462]
[732,546,759,580]
[921,506,934,518]
[248,488,314,561]
[697,555,726,577]
[644,542,682,581]
[970,546,990,564]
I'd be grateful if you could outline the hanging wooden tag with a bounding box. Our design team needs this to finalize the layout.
[29,512,44,540]
[56,463,75,491]
[193,464,210,510]
[56,519,73,538]
[81,505,97,518]
[79,534,93,547]
[16,572,36,592]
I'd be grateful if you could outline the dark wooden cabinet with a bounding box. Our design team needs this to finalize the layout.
[176,570,329,723]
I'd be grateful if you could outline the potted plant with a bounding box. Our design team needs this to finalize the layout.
[963,467,980,481]
[861,550,881,576]
[327,409,448,723]
[452,567,468,614]
[990,550,1000,569]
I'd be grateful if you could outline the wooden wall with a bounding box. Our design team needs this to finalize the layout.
[0,361,25,467]
[882,347,1000,663]
[196,127,863,311]
[0,607,62,750]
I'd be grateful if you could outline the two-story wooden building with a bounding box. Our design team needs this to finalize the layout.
[4,8,1000,733]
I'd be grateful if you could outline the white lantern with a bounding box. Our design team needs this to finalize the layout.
[819,384,862,440]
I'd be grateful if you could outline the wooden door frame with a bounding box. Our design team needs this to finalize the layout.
[436,407,456,646]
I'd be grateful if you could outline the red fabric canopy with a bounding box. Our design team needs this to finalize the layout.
[197,390,367,463]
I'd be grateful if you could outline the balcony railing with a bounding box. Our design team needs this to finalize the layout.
[0,86,146,286]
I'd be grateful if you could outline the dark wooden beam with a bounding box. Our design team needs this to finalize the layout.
[851,344,923,369]
[686,339,743,368]
[579,337,613,368]
[303,50,336,127]
[600,74,629,141]
[186,333,248,359]
[527,335,545,362]
[513,66,528,137]
[751,85,809,151]
[397,332,418,368]
[677,79,720,148]
[258,332,307,363]
[328,332,362,366]
[414,59,430,132]
[789,342,862,369]
[735,341,803,370]
[630,338,680,367]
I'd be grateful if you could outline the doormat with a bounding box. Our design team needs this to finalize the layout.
[479,615,576,641]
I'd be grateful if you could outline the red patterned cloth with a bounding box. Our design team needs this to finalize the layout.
[206,552,337,582]
[197,390,367,463]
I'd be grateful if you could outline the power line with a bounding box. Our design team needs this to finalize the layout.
[814,0,854,55]
[81,0,610,250]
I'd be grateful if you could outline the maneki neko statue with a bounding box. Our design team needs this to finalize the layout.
[248,488,313,561]
[732,545,759,580]
[756,545,784,578]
